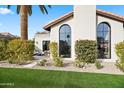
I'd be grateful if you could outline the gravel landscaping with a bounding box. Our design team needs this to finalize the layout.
[0,56,124,75]
[32,60,124,75]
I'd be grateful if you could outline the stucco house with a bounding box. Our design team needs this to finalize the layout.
[35,5,124,62]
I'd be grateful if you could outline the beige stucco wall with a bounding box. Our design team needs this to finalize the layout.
[42,5,124,62]
[72,5,96,60]
[73,5,96,40]
[50,5,96,60]
[97,15,124,62]
[35,32,50,52]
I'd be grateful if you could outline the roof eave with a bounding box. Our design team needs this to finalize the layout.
[43,10,124,31]
[96,10,124,22]
[43,12,73,31]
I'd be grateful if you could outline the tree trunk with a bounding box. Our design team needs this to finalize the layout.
[20,5,28,40]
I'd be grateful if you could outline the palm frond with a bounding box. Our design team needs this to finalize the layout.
[48,5,51,8]
[39,5,45,14]
[17,5,21,14]
[28,5,32,16]
[39,5,49,14]
[7,5,11,9]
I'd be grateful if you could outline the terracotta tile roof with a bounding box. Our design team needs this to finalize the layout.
[43,9,124,31]
[96,9,124,22]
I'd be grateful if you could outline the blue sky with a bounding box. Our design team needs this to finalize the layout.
[0,5,73,39]
[0,5,124,39]
[96,5,124,16]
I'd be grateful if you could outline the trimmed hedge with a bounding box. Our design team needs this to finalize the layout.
[49,42,63,67]
[75,40,97,67]
[49,42,58,58]
[115,42,124,72]
[0,39,9,61]
[7,39,34,64]
[115,42,124,63]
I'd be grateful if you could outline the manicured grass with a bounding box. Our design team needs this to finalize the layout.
[0,67,124,88]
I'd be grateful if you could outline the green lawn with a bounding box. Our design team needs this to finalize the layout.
[0,67,124,88]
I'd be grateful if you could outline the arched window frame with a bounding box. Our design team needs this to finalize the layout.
[97,22,111,59]
[59,24,71,58]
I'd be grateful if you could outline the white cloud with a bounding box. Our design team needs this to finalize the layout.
[0,8,14,15]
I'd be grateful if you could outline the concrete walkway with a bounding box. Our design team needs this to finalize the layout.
[23,62,37,68]
[22,56,42,68]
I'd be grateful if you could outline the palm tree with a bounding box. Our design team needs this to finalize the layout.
[8,5,51,40]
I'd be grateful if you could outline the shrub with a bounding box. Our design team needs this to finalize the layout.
[49,42,58,58]
[49,42,63,67]
[115,42,124,72]
[75,60,85,68]
[38,59,47,66]
[116,61,124,72]
[95,61,103,69]
[75,40,97,68]
[53,57,63,67]
[7,39,34,64]
[115,42,124,63]
[0,39,9,61]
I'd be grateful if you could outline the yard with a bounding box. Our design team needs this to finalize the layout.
[0,67,124,88]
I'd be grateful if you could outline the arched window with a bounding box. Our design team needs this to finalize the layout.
[97,22,111,59]
[59,24,71,58]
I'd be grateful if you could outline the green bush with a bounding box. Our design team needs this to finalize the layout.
[75,40,97,68]
[53,57,63,67]
[75,60,85,68]
[49,42,63,67]
[7,39,34,64]
[95,61,103,69]
[38,59,47,66]
[49,42,58,58]
[115,42,124,72]
[0,39,9,61]
[116,61,124,72]
[115,42,124,63]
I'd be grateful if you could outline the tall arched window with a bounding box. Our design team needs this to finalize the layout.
[59,24,71,58]
[97,22,111,59]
